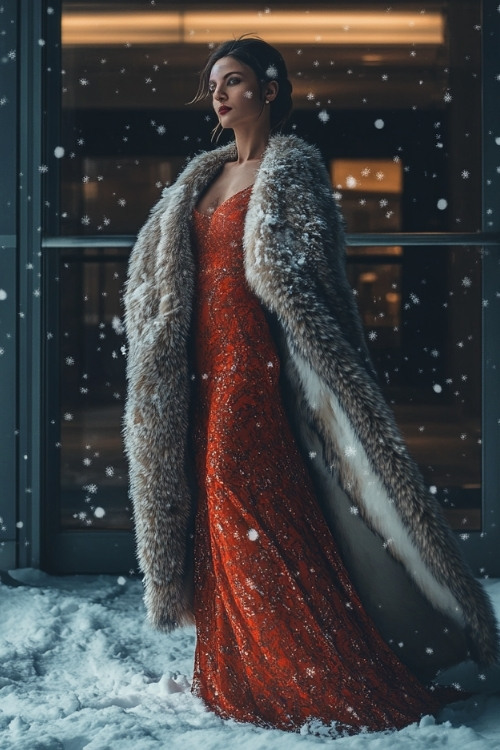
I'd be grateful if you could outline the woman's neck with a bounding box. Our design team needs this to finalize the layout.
[232,126,270,164]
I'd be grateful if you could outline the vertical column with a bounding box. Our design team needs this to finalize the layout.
[480,0,500,575]
[0,0,18,568]
[16,0,44,567]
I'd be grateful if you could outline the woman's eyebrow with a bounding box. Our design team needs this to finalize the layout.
[209,71,244,84]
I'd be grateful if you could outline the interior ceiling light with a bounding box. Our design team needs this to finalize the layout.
[62,10,445,47]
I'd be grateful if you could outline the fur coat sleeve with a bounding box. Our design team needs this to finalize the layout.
[124,134,499,666]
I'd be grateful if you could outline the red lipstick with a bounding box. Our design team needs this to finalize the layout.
[218,106,232,115]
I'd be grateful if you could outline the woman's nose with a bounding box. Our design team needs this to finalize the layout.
[213,86,226,101]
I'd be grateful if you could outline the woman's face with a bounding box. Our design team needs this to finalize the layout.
[208,56,269,131]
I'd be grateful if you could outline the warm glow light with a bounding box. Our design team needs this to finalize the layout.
[332,159,403,193]
[62,10,445,47]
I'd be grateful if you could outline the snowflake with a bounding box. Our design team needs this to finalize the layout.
[247,528,259,541]
[318,110,330,124]
[38,164,48,173]
[105,466,115,477]
[461,169,470,179]
[461,276,472,288]
[0,97,8,106]
[375,171,384,181]
[306,91,315,101]
[8,50,16,60]
[243,90,253,99]
[443,91,452,102]
[368,330,377,341]
[82,175,89,183]
[79,78,89,86]
[361,167,371,177]
[117,198,126,207]
[85,483,98,494]
[83,457,92,466]
[344,445,357,458]
[111,316,124,335]
[379,198,388,207]
[65,356,75,366]
[63,413,73,421]
[81,215,90,226]
[350,506,359,515]
[156,125,166,135]
[425,647,434,655]
[265,64,278,79]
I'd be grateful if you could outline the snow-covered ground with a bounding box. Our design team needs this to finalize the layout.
[0,570,499,750]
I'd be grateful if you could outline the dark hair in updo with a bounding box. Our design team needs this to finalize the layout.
[192,36,293,139]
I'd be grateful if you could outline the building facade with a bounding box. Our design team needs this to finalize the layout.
[1,0,499,576]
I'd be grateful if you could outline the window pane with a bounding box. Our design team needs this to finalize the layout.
[347,245,482,530]
[56,0,481,235]
[53,244,482,531]
[58,249,130,530]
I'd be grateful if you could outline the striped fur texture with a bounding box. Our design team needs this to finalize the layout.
[124,134,499,667]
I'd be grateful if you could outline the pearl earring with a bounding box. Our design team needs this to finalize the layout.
[265,99,270,105]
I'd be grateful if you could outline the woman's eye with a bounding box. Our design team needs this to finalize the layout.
[227,77,241,86]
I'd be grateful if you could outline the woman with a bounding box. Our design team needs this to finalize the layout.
[124,37,498,733]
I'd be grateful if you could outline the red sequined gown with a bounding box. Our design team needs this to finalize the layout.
[191,186,448,733]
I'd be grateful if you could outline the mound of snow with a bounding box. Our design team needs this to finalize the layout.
[0,571,499,750]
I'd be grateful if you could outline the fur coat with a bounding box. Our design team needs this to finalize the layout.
[124,133,499,672]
